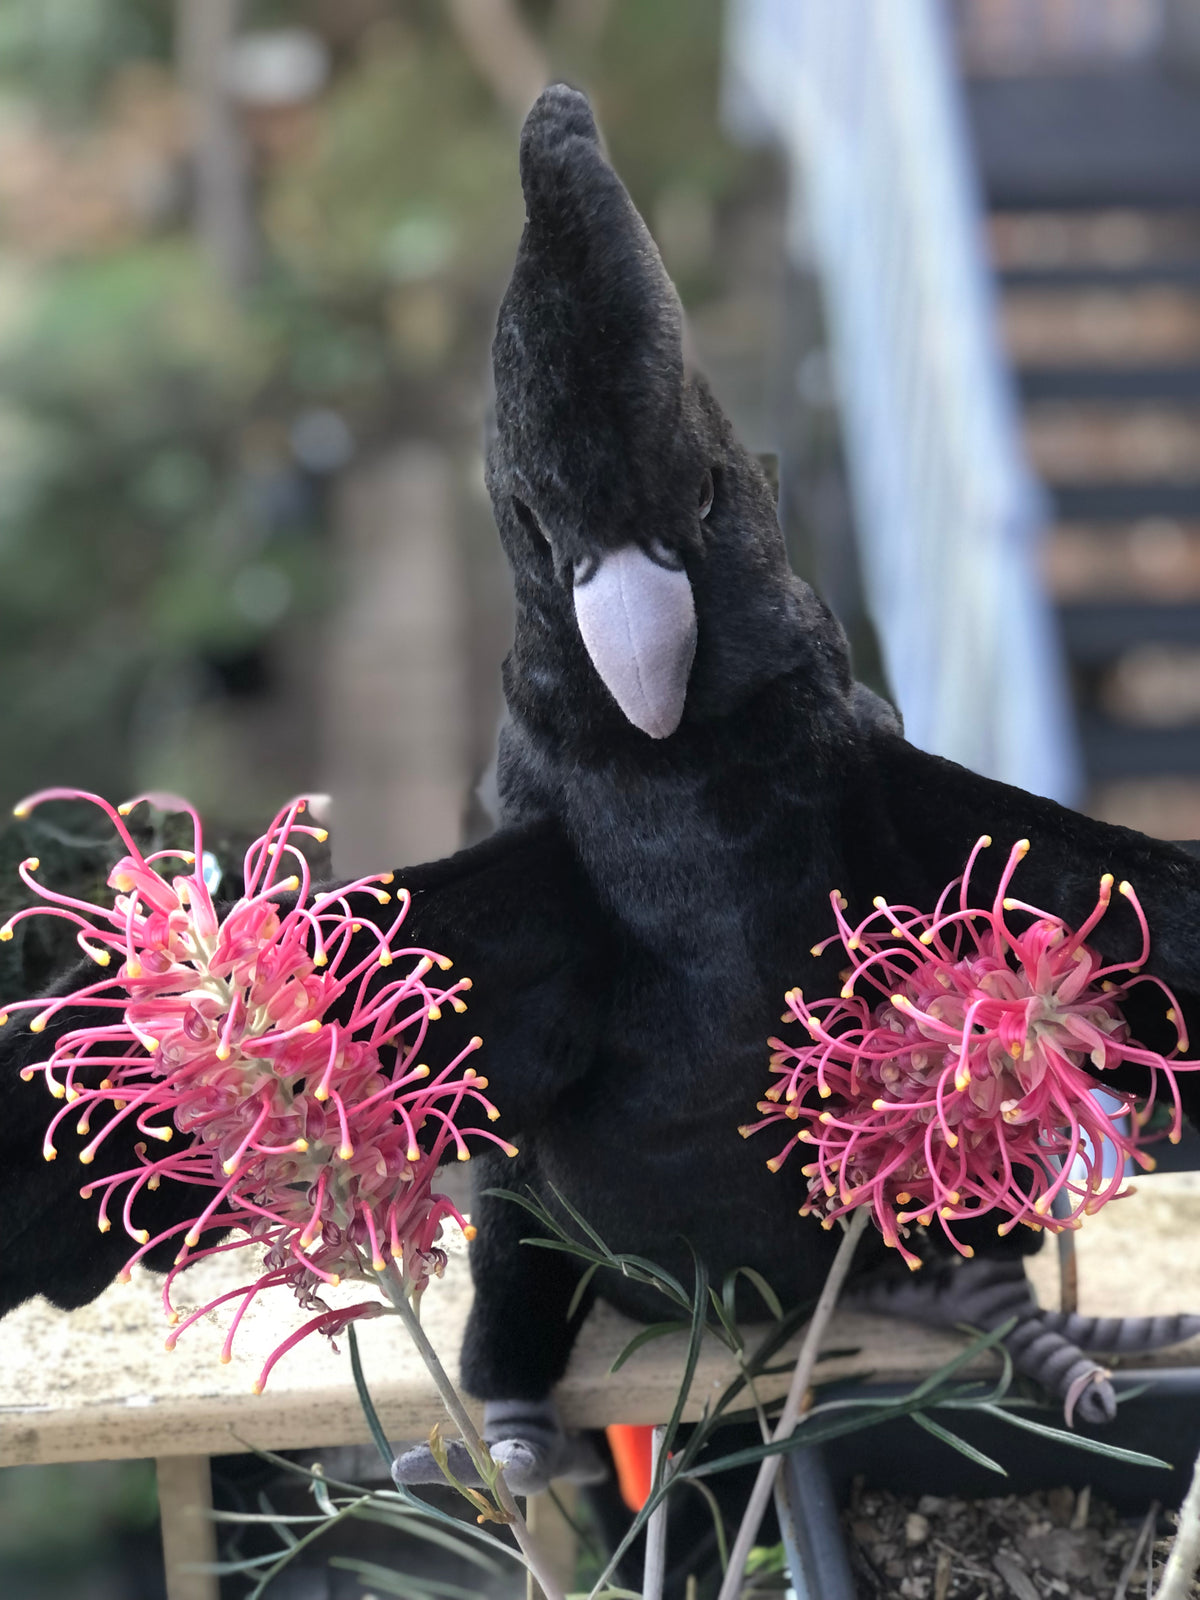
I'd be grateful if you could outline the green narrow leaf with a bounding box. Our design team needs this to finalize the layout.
[348,1323,395,1473]
[660,1245,710,1470]
[684,1477,730,1573]
[904,1320,1015,1403]
[975,1403,1171,1469]
[609,1320,691,1374]
[545,1180,619,1254]
[910,1411,1007,1476]
[708,1284,744,1352]
[329,1556,482,1599]
[730,1266,784,1322]
[566,1260,602,1321]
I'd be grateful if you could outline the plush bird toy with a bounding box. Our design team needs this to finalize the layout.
[5,85,1200,1495]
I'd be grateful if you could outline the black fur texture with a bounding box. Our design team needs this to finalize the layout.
[5,87,1200,1418]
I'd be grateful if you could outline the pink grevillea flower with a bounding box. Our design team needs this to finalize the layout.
[741,835,1198,1268]
[4,788,516,1390]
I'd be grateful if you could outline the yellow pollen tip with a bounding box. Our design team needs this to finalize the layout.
[961,1245,975,1259]
[11,804,28,818]
[0,927,12,943]
[282,876,299,891]
[374,890,391,905]
[1100,873,1114,889]
[314,1086,328,1101]
[980,834,992,847]
[809,944,822,957]
[1119,880,1132,897]
[872,1098,889,1111]
[838,894,848,909]
[945,1133,959,1148]
[895,1192,912,1205]
[456,1148,471,1162]
[222,1159,237,1176]
[818,1083,832,1098]
[219,1353,231,1365]
[1002,898,1015,911]
[819,1111,833,1124]
[30,1017,46,1035]
[24,857,39,872]
[351,922,361,932]
[840,986,853,1000]
[918,931,934,945]
[463,1224,477,1241]
[372,1255,386,1272]
[215,1045,230,1061]
[873,895,886,909]
[338,1144,354,1161]
[414,1064,430,1077]
[303,1020,321,1033]
[293,1139,309,1153]
[43,1146,57,1161]
[427,1005,441,1021]
[438,956,453,971]
[378,951,392,967]
[312,828,328,843]
[251,1381,263,1395]
[1170,1130,1182,1145]
[847,938,860,952]
[184,1231,200,1248]
[135,1229,149,1245]
[1015,839,1030,855]
[890,994,907,1008]
[486,1107,500,1121]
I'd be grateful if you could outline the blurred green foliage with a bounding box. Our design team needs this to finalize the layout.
[0,0,748,809]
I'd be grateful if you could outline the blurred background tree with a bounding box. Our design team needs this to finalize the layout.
[0,0,766,854]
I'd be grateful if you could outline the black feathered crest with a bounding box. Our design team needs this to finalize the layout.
[490,84,702,569]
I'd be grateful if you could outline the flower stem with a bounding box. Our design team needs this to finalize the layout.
[1159,1442,1200,1598]
[642,1425,669,1600]
[379,1268,567,1600]
[715,1207,869,1600]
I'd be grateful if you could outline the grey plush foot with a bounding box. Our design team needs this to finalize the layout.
[391,1397,607,1497]
[846,1256,1130,1426]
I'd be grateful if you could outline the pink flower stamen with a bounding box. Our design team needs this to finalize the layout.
[6,790,514,1387]
[747,837,1200,1267]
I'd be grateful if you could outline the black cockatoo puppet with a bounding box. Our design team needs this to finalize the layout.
[5,85,1200,1495]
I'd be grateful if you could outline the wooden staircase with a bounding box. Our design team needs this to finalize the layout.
[965,59,1200,836]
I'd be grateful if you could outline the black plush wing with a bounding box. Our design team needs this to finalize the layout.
[852,727,1200,1121]
[0,817,610,1318]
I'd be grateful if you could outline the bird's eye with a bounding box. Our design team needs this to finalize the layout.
[698,469,715,521]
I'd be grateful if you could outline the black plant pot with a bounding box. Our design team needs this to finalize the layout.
[783,1366,1200,1599]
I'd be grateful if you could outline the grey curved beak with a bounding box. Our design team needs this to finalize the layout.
[572,545,696,739]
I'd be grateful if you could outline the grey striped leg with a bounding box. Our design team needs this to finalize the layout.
[847,1256,1200,1425]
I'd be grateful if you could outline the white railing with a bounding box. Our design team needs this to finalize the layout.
[725,0,1081,803]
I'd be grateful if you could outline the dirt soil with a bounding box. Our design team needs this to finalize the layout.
[843,1481,1197,1599]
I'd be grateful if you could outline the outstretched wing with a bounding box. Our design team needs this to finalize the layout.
[855,726,1200,1119]
[0,818,610,1318]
